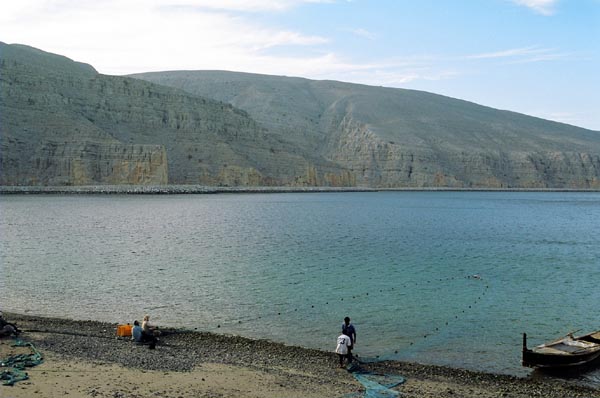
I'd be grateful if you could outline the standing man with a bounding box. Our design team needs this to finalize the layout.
[336,331,352,368]
[342,316,356,363]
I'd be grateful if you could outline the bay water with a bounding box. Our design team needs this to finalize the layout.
[1,191,599,385]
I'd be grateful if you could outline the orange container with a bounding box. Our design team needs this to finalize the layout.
[117,324,132,337]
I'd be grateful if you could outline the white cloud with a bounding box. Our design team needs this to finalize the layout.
[0,0,331,75]
[467,46,540,59]
[511,0,558,15]
[0,0,436,84]
[349,28,376,40]
[179,0,336,12]
[466,46,567,63]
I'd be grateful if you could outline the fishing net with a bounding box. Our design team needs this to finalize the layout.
[0,339,44,386]
[345,363,406,398]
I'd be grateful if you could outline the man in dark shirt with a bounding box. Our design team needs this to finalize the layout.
[342,316,356,363]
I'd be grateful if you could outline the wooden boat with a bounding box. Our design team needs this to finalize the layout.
[522,330,600,369]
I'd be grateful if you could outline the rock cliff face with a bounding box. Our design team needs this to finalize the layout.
[2,141,167,186]
[131,70,600,189]
[327,115,600,188]
[3,42,600,188]
[0,43,327,186]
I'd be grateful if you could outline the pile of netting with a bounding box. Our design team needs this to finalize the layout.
[345,362,406,398]
[1,339,44,386]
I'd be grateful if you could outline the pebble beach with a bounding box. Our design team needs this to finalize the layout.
[1,313,599,397]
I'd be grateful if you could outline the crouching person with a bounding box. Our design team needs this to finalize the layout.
[0,312,20,338]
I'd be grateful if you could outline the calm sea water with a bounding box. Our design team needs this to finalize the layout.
[1,192,599,384]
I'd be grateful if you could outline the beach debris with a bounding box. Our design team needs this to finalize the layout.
[0,339,44,386]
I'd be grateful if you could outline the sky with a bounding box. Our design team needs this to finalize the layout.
[1,0,599,130]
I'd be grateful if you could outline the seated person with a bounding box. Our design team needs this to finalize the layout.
[131,320,143,343]
[0,312,20,338]
[141,315,158,348]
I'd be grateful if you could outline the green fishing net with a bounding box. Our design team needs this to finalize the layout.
[1,339,44,386]
[345,362,406,398]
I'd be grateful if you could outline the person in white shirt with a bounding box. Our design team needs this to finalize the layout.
[336,333,352,368]
[141,315,158,348]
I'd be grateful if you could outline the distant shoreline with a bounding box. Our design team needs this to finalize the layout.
[1,185,599,195]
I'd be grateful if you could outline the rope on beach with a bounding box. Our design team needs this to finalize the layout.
[21,328,122,339]
[0,338,44,386]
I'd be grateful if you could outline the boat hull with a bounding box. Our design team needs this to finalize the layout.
[522,348,600,368]
[522,332,600,369]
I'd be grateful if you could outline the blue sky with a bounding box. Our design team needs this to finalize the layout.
[1,0,599,130]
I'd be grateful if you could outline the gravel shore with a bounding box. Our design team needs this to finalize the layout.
[2,185,597,195]
[2,313,599,397]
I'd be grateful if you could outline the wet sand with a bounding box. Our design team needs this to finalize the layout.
[1,313,599,398]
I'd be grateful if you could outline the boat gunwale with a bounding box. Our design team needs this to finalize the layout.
[522,331,600,369]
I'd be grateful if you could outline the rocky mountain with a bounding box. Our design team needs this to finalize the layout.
[0,42,325,186]
[131,70,600,189]
[2,42,600,188]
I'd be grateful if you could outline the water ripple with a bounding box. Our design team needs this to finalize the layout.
[1,191,599,384]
